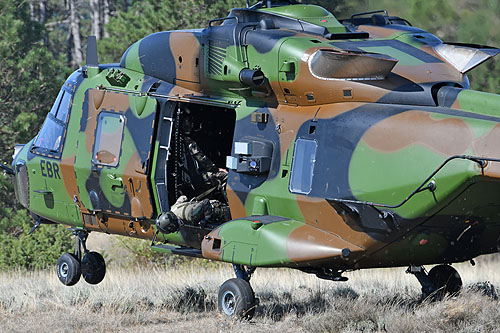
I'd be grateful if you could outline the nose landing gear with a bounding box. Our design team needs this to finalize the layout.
[56,229,106,286]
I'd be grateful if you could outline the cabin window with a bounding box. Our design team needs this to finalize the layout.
[289,138,317,195]
[93,113,125,167]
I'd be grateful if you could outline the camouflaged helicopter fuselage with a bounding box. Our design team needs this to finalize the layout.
[12,4,500,271]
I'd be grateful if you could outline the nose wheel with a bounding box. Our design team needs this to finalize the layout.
[56,253,81,286]
[56,229,106,286]
[81,251,106,284]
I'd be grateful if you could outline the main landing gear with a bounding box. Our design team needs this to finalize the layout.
[56,229,106,286]
[407,264,462,299]
[218,264,258,319]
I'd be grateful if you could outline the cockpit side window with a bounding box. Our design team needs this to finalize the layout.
[56,91,72,122]
[92,113,125,167]
[49,90,64,116]
[33,85,74,157]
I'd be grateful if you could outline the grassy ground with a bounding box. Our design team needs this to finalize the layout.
[1,254,500,332]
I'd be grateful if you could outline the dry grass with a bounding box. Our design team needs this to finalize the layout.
[1,256,500,332]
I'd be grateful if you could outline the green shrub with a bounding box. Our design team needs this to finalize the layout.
[113,236,190,268]
[0,209,73,270]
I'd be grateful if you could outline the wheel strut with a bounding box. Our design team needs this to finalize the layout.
[233,264,256,282]
[71,229,89,261]
[406,265,436,297]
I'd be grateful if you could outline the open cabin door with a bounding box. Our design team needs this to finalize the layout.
[75,89,157,219]
[150,100,176,214]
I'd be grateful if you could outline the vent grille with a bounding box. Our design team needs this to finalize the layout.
[208,39,227,75]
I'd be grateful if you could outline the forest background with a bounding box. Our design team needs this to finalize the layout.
[0,0,498,270]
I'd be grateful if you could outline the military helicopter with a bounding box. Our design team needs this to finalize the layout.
[3,0,500,318]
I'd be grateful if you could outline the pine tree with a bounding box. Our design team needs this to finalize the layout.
[98,0,244,63]
[0,1,68,226]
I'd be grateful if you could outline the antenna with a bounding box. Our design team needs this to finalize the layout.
[246,0,250,7]
[86,36,98,67]
[0,164,14,175]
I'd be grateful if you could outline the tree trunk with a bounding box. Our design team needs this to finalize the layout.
[120,0,129,12]
[39,1,47,23]
[29,2,36,22]
[90,0,100,39]
[69,0,83,67]
[39,1,48,45]
[103,0,110,38]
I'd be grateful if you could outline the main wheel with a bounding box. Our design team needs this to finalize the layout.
[57,253,81,286]
[428,264,462,298]
[218,278,256,319]
[81,251,106,285]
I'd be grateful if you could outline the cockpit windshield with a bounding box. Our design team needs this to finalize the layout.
[56,90,72,122]
[33,84,74,154]
[34,116,64,151]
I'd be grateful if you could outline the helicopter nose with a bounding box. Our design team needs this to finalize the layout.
[10,160,31,209]
[7,144,30,209]
[8,144,26,177]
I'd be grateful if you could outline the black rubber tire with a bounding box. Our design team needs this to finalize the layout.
[81,251,106,285]
[428,264,462,298]
[218,278,256,319]
[56,253,81,286]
